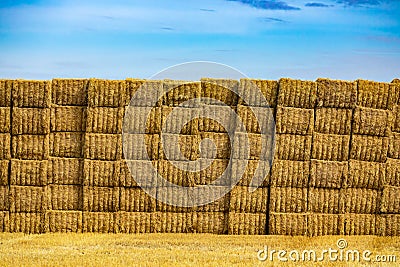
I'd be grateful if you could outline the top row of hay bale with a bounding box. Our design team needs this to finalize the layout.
[2,78,398,109]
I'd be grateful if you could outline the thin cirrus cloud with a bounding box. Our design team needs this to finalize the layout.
[336,0,382,6]
[226,0,301,10]
[305,3,334,7]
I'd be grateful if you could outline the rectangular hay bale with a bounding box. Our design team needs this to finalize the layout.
[386,158,400,187]
[50,106,86,132]
[276,106,314,135]
[238,79,278,107]
[0,211,9,232]
[229,186,268,213]
[44,210,83,233]
[83,186,119,212]
[230,159,270,187]
[123,106,162,134]
[269,187,308,213]
[274,134,312,161]
[193,212,227,234]
[162,106,199,134]
[12,80,51,108]
[199,132,230,159]
[0,160,9,186]
[277,78,317,108]
[201,78,239,106]
[9,212,44,234]
[152,212,195,233]
[83,212,115,233]
[0,134,10,160]
[380,186,400,214]
[50,132,84,158]
[9,185,47,212]
[199,159,231,186]
[84,133,122,161]
[159,134,199,160]
[86,107,124,134]
[314,108,352,135]
[120,160,158,187]
[157,160,197,187]
[341,188,381,214]
[47,185,83,211]
[88,79,126,107]
[0,186,9,211]
[114,212,152,233]
[233,133,274,160]
[308,188,340,214]
[51,78,88,106]
[83,159,119,187]
[357,80,396,110]
[352,107,392,136]
[228,212,266,235]
[236,105,275,134]
[379,214,400,236]
[310,160,347,188]
[12,134,49,160]
[12,107,50,135]
[47,158,84,185]
[0,107,10,133]
[119,187,156,212]
[389,132,400,159]
[194,186,230,212]
[350,135,389,162]
[124,79,162,107]
[10,159,47,186]
[316,78,357,108]
[346,160,385,189]
[312,133,350,161]
[269,212,307,236]
[162,80,201,107]
[0,80,12,107]
[307,213,342,236]
[271,160,309,188]
[123,134,159,160]
[156,187,195,213]
[342,213,377,235]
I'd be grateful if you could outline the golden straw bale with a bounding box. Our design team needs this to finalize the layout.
[83,212,115,233]
[162,106,199,134]
[350,135,389,162]
[120,160,158,187]
[159,134,199,160]
[0,186,9,211]
[238,79,278,107]
[12,134,49,160]
[314,108,352,135]
[83,160,120,187]
[0,107,10,133]
[162,80,201,107]
[274,134,312,161]
[12,107,50,135]
[342,213,377,235]
[47,158,84,185]
[269,212,307,236]
[123,134,159,160]
[201,78,239,106]
[353,107,392,136]
[10,159,47,186]
[199,159,231,186]
[84,133,122,160]
[125,79,162,107]
[316,78,357,108]
[312,133,350,161]
[308,188,340,214]
[114,212,152,233]
[193,212,228,234]
[276,107,314,135]
[86,107,124,134]
[44,210,83,233]
[0,211,9,232]
[346,160,385,189]
[50,132,84,158]
[119,187,156,212]
[9,212,44,234]
[0,80,12,107]
[357,79,396,110]
[340,188,381,214]
[271,160,309,188]
[379,214,400,236]
[236,105,275,134]
[380,186,400,214]
[228,212,266,235]
[389,132,400,159]
[0,134,10,160]
[269,187,308,213]
[47,185,83,211]
[51,78,88,106]
[83,186,119,212]
[233,133,274,160]
[310,160,347,188]
[9,185,47,212]
[307,213,342,236]
[231,159,270,187]
[152,212,196,233]
[50,106,86,132]
[88,79,126,107]
[229,186,268,213]
[12,80,51,108]
[386,158,400,187]
[278,78,317,108]
[0,160,8,186]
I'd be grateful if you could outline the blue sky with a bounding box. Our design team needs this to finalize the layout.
[0,0,399,81]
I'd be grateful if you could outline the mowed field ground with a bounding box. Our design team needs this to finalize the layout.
[0,234,399,266]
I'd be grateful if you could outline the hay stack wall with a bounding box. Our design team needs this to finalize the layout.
[0,77,398,235]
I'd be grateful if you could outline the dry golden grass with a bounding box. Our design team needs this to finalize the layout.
[0,234,399,266]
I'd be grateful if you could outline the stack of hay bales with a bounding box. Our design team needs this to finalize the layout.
[0,80,12,232]
[269,78,316,236]
[380,79,400,236]
[9,80,51,233]
[344,80,395,235]
[118,79,161,233]
[46,79,88,233]
[228,79,277,235]
[308,79,356,236]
